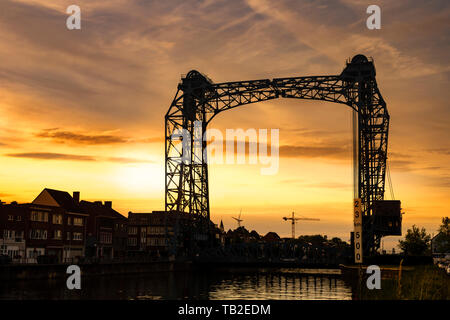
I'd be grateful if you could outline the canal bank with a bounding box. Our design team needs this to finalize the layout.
[0,260,193,281]
[0,256,347,281]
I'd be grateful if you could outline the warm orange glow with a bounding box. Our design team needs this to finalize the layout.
[1,0,449,251]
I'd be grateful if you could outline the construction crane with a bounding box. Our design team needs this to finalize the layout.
[232,209,243,228]
[283,211,320,239]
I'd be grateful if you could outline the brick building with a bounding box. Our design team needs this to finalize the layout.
[127,211,192,257]
[30,189,88,263]
[0,189,89,263]
[80,200,127,260]
[0,202,26,263]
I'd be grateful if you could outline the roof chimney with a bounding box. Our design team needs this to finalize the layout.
[104,201,112,209]
[73,191,80,203]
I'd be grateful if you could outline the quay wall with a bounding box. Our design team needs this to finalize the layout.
[0,260,192,281]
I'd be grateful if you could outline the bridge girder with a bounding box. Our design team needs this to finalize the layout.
[165,55,390,255]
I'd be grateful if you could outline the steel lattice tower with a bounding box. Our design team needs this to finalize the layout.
[165,55,389,254]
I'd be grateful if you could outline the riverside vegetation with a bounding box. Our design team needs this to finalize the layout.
[361,265,449,300]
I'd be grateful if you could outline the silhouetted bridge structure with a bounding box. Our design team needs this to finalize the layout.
[165,54,402,257]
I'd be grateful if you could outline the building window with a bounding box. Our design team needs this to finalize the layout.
[149,226,165,235]
[54,230,62,240]
[100,232,112,244]
[6,249,19,258]
[16,216,22,221]
[52,214,63,225]
[9,230,24,241]
[67,232,71,240]
[73,217,83,226]
[148,238,166,246]
[127,237,137,246]
[15,231,24,241]
[8,215,14,221]
[73,232,83,241]
[68,217,72,225]
[27,248,44,258]
[128,227,137,235]
[29,229,47,240]
[31,211,48,222]
[3,230,14,240]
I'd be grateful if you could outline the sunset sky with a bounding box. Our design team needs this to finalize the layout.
[1,0,449,249]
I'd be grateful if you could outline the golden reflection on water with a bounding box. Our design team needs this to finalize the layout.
[208,269,352,300]
[0,268,353,300]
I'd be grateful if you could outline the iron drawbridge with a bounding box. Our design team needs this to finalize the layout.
[165,54,400,257]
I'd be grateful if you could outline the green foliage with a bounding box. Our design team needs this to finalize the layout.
[398,225,431,256]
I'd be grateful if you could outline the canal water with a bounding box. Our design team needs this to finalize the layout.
[0,268,353,300]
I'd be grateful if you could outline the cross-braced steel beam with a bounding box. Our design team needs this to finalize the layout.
[165,55,390,255]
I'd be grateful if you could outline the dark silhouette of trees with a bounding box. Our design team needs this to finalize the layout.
[438,217,449,234]
[433,217,450,253]
[297,235,327,246]
[399,225,431,255]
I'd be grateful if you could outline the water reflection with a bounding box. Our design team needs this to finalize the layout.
[208,269,351,300]
[0,268,352,300]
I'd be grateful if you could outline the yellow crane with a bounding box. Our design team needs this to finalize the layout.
[283,211,320,239]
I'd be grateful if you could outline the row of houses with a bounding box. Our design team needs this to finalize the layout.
[0,188,217,264]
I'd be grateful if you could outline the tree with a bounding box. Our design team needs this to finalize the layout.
[298,235,327,246]
[398,225,431,256]
[433,217,450,253]
[438,217,449,234]
[330,237,350,248]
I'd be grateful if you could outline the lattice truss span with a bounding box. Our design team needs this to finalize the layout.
[165,55,390,254]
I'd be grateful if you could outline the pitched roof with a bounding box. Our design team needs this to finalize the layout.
[43,188,82,212]
[79,200,126,220]
[263,232,280,240]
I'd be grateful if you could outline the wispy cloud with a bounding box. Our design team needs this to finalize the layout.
[5,152,153,163]
[0,0,449,234]
[0,193,12,197]
[210,138,350,160]
[34,128,161,145]
[6,152,96,161]
[35,128,128,145]
[303,182,352,189]
[106,157,154,164]
[279,144,349,159]
[279,179,351,189]
[427,148,450,156]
